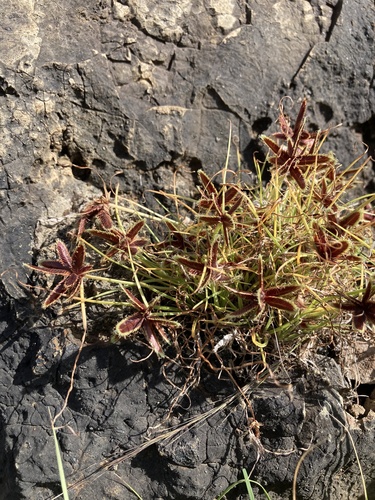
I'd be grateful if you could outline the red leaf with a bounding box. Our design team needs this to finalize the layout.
[143,321,163,353]
[352,311,366,332]
[98,211,113,230]
[198,170,217,196]
[297,154,331,166]
[339,211,361,229]
[362,281,373,303]
[126,220,145,240]
[289,166,305,189]
[223,186,240,205]
[28,262,70,275]
[56,241,72,268]
[199,215,223,225]
[116,312,144,336]
[293,98,307,138]
[227,194,243,215]
[88,229,119,244]
[328,241,349,259]
[71,244,86,270]
[263,296,295,311]
[264,285,300,297]
[152,321,170,343]
[228,302,258,317]
[262,136,281,155]
[64,274,79,287]
[43,281,68,308]
[178,258,205,274]
[122,289,146,310]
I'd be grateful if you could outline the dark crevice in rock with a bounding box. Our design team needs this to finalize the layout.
[355,115,375,163]
[252,116,272,135]
[242,138,269,179]
[202,86,233,113]
[0,76,19,97]
[289,47,313,89]
[187,157,204,192]
[133,159,148,171]
[353,115,375,192]
[244,1,252,25]
[356,383,375,416]
[64,149,91,181]
[112,135,135,161]
[325,0,344,42]
[317,101,334,123]
[92,158,106,170]
[167,52,176,72]
[188,156,203,174]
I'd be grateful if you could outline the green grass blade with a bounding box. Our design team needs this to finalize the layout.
[215,478,245,499]
[52,425,70,500]
[242,468,255,500]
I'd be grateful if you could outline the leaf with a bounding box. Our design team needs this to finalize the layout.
[227,302,258,318]
[198,170,217,196]
[122,288,146,310]
[332,282,375,331]
[339,211,361,229]
[263,296,295,311]
[97,210,113,230]
[56,241,73,268]
[28,241,92,307]
[28,261,70,275]
[263,285,300,297]
[116,313,144,336]
[260,285,299,311]
[262,136,281,155]
[43,281,69,308]
[199,214,227,226]
[314,226,349,260]
[178,257,205,274]
[88,229,119,244]
[224,186,241,205]
[78,195,112,235]
[89,224,147,258]
[71,243,86,270]
[227,193,243,214]
[126,220,145,240]
[152,321,171,344]
[297,154,331,166]
[289,166,305,189]
[352,311,366,332]
[293,97,307,139]
[143,321,163,353]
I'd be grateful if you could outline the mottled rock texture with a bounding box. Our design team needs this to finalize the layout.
[1,0,375,498]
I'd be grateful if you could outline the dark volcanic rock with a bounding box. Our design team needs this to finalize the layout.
[1,0,375,498]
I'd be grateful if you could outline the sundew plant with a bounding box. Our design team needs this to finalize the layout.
[28,99,375,385]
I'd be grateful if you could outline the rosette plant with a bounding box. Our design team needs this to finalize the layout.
[28,98,375,383]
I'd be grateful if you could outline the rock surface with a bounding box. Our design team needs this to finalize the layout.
[1,0,375,498]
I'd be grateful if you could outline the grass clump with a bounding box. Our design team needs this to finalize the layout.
[28,98,375,387]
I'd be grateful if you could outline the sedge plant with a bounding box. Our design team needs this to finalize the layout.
[27,98,375,388]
